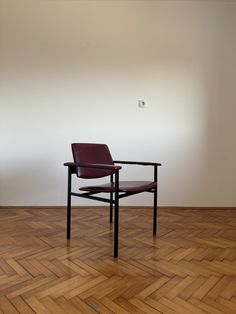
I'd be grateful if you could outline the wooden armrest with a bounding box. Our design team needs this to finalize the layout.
[64,162,121,170]
[114,160,162,166]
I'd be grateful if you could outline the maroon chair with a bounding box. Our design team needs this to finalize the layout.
[64,143,161,257]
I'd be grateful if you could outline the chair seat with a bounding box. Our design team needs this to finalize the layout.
[80,181,157,193]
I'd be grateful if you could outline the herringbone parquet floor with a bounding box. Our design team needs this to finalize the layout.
[0,206,236,313]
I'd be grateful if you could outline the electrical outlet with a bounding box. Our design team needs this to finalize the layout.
[138,100,147,108]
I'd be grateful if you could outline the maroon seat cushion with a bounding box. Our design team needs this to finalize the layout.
[80,181,157,193]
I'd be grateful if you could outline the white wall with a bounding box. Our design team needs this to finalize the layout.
[1,0,236,206]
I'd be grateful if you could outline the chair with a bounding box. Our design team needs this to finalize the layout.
[64,143,161,257]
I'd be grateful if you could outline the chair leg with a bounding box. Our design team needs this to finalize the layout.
[67,168,72,239]
[109,174,113,223]
[67,198,71,239]
[110,193,113,223]
[153,188,157,235]
[114,196,119,257]
[114,170,119,258]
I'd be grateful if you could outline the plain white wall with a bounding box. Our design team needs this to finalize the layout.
[1,0,236,206]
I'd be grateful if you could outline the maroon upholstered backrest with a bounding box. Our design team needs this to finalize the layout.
[71,143,115,179]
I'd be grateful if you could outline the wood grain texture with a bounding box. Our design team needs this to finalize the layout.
[0,207,235,313]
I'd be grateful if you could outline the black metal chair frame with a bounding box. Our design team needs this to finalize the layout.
[64,160,161,257]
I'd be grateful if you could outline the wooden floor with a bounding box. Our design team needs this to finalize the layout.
[0,207,236,313]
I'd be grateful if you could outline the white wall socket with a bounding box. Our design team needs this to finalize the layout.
[138,100,147,108]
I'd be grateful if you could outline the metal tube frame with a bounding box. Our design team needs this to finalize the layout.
[67,167,72,239]
[66,164,159,257]
[109,174,114,223]
[114,170,119,258]
[153,165,158,235]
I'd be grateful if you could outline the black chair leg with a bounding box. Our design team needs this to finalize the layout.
[67,168,72,239]
[114,197,119,257]
[67,202,71,239]
[114,171,119,258]
[109,175,113,223]
[110,193,113,223]
[153,188,157,235]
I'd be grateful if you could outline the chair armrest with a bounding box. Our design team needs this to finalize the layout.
[114,160,162,166]
[64,162,121,170]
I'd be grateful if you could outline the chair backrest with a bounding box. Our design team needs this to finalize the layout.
[71,143,115,179]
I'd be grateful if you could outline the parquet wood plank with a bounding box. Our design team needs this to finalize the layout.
[40,260,69,278]
[22,276,69,299]
[0,275,33,297]
[61,259,90,276]
[70,296,98,314]
[130,297,162,314]
[203,261,236,276]
[126,260,164,277]
[173,260,219,277]
[85,296,115,314]
[174,296,208,314]
[173,247,196,261]
[151,276,182,299]
[106,259,150,277]
[203,296,236,314]
[0,259,16,276]
[158,296,197,314]
[40,296,66,314]
[136,276,170,299]
[0,206,235,313]
[217,297,236,311]
[72,259,102,276]
[64,276,107,299]
[0,296,18,314]
[231,296,236,302]
[26,260,55,277]
[190,297,225,314]
[25,296,51,314]
[115,296,147,313]
[140,260,176,277]
[7,276,50,299]
[100,296,131,314]
[165,275,195,300]
[6,259,28,276]
[101,276,133,301]
[145,297,177,314]
[220,276,236,299]
[37,275,94,299]
[9,296,35,314]
[52,296,82,314]
[80,275,125,300]
[206,275,232,300]
[107,276,154,301]
[192,276,220,299]
[179,276,207,300]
